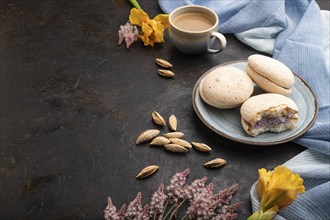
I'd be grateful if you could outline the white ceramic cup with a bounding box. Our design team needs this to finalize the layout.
[169,5,227,55]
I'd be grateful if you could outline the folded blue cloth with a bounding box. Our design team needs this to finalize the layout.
[159,0,330,219]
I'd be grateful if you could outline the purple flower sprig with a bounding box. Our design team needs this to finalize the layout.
[166,168,190,204]
[149,184,167,219]
[104,169,242,220]
[118,22,139,48]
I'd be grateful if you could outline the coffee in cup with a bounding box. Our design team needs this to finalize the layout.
[169,5,226,55]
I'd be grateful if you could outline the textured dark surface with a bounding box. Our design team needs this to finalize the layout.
[1,0,329,219]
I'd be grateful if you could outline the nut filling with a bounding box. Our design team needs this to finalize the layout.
[247,110,298,136]
[254,116,288,129]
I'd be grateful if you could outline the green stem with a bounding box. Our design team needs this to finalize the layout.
[129,0,141,9]
[163,203,176,220]
[247,207,278,220]
[168,198,187,220]
[181,213,188,220]
[162,199,169,217]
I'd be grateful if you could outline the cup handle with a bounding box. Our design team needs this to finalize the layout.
[207,32,227,54]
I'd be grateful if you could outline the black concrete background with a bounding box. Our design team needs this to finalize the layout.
[1,0,329,219]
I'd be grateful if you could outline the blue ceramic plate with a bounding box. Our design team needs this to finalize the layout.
[192,61,318,145]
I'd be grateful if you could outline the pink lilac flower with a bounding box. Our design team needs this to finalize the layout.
[220,201,244,219]
[188,176,208,199]
[186,182,241,220]
[142,204,149,219]
[104,197,120,220]
[210,184,241,219]
[125,192,143,219]
[213,183,239,207]
[166,168,190,204]
[206,183,215,197]
[149,183,167,219]
[186,192,215,219]
[118,22,139,48]
[186,182,216,219]
[117,204,126,220]
[104,170,242,220]
[221,201,244,214]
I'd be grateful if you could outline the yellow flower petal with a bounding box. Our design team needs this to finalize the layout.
[258,166,305,211]
[261,188,289,210]
[250,166,305,220]
[257,168,272,199]
[147,20,165,43]
[140,23,155,46]
[154,14,169,28]
[268,166,305,201]
[128,9,168,47]
[141,22,153,36]
[140,33,153,46]
[129,8,149,26]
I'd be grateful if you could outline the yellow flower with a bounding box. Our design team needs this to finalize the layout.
[248,166,305,220]
[129,8,169,46]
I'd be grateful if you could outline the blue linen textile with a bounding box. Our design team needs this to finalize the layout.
[159,0,330,219]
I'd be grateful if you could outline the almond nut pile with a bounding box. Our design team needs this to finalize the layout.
[135,111,227,179]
